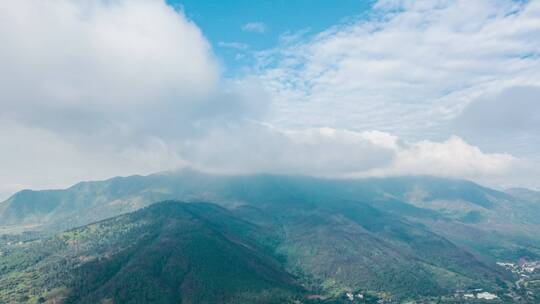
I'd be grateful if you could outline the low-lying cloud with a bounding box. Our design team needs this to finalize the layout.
[0,119,519,199]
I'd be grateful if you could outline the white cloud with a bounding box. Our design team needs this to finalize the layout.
[0,0,220,137]
[176,124,521,189]
[0,0,267,199]
[218,41,250,50]
[0,0,539,199]
[178,124,395,176]
[0,114,531,200]
[0,120,187,200]
[363,136,516,180]
[256,0,540,142]
[242,22,268,33]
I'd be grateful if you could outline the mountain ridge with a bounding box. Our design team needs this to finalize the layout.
[2,171,540,301]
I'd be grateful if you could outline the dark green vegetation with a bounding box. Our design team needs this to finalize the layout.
[1,170,540,303]
[0,202,302,303]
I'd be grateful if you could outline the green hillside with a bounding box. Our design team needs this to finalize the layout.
[0,202,302,304]
[2,171,540,301]
[0,200,509,302]
[2,171,539,260]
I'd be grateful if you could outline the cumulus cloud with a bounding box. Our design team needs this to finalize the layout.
[363,136,516,180]
[0,0,266,198]
[0,0,232,139]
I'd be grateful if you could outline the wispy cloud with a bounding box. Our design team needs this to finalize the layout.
[256,0,540,144]
[242,22,268,33]
[279,28,311,45]
[218,41,250,50]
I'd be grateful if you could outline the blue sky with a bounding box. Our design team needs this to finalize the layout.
[168,0,374,75]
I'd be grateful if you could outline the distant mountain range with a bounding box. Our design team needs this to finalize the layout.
[506,188,540,204]
[1,170,539,303]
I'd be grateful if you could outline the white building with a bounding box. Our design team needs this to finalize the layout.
[477,292,498,300]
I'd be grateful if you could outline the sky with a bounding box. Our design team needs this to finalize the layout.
[0,0,539,200]
[166,0,374,76]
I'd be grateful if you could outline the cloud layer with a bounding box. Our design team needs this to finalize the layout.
[179,125,517,183]
[0,0,539,198]
[257,0,540,140]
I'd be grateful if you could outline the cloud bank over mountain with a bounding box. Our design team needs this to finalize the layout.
[0,0,539,198]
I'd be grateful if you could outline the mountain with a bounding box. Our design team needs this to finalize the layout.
[1,171,539,301]
[1,171,539,259]
[0,171,529,228]
[507,188,540,204]
[0,200,508,303]
[241,198,506,298]
[0,201,302,304]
